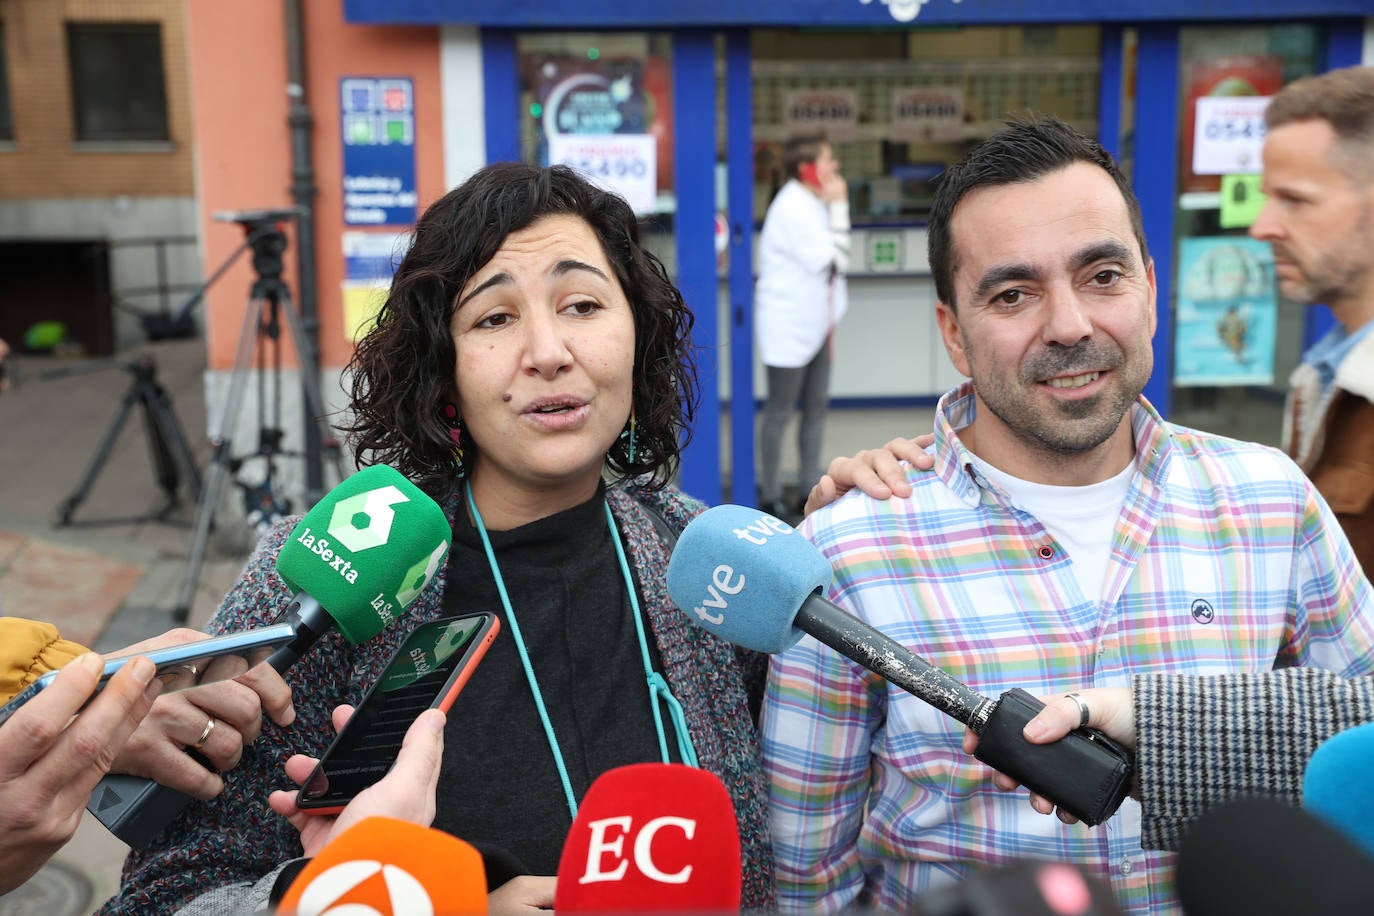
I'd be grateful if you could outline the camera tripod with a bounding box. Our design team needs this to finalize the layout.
[171,210,345,624]
[54,354,202,526]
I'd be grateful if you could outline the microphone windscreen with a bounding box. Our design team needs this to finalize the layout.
[665,504,831,654]
[913,861,1124,916]
[277,816,487,916]
[1176,797,1374,915]
[276,465,451,645]
[1304,720,1374,858]
[555,763,742,913]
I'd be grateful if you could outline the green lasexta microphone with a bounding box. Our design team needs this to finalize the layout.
[89,464,450,848]
[271,464,452,665]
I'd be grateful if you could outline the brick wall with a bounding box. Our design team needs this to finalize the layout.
[0,0,193,198]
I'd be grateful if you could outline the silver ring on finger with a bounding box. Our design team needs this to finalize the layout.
[1065,693,1090,729]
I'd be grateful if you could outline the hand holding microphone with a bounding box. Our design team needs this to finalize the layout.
[666,505,1135,827]
[110,652,295,799]
[89,464,453,846]
[0,652,160,895]
[962,687,1137,824]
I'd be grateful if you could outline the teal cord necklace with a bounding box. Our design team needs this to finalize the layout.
[464,479,698,821]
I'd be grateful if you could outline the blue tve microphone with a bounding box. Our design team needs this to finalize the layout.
[1304,721,1374,857]
[666,504,1134,827]
[666,504,992,723]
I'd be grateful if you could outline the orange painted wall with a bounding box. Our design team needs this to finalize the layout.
[185,0,443,371]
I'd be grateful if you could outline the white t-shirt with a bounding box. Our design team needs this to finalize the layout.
[968,453,1134,606]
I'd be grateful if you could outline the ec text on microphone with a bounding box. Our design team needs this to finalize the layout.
[555,763,742,913]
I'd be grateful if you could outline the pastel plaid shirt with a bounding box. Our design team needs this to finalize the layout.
[762,383,1374,915]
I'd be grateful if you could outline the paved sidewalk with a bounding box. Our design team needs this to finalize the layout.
[0,337,250,916]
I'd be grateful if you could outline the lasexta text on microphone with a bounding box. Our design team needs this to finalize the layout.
[665,504,1134,827]
[88,464,452,846]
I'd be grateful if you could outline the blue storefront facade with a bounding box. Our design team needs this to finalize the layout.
[346,0,1368,506]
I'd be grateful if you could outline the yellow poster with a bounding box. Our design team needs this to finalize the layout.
[342,284,388,342]
[342,231,406,342]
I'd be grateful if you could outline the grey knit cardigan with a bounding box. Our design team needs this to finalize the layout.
[99,480,776,916]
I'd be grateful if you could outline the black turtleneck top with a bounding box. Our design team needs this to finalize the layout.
[436,485,678,886]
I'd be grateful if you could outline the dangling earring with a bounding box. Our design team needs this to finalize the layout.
[441,402,467,478]
[617,411,637,464]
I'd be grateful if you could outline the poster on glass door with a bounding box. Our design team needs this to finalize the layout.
[530,56,670,214]
[547,133,657,214]
[1174,236,1276,387]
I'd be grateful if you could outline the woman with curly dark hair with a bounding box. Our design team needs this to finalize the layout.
[346,162,701,503]
[101,164,776,916]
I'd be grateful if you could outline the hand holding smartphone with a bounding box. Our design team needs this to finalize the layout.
[295,613,499,814]
[0,624,298,729]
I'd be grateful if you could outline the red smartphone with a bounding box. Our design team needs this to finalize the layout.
[798,161,821,189]
[295,613,499,814]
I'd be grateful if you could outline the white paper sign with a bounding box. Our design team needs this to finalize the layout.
[548,133,657,214]
[782,89,859,142]
[1193,96,1270,176]
[890,87,964,142]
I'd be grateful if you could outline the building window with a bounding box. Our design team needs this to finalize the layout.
[0,23,13,141]
[67,23,169,142]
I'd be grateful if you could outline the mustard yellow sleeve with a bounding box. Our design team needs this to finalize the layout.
[0,617,92,704]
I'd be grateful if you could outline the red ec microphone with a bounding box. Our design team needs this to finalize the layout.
[555,763,743,913]
[276,816,487,916]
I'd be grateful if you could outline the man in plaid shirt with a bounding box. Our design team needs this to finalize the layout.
[761,117,1374,915]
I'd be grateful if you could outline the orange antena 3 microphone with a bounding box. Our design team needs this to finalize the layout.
[277,816,487,916]
[555,763,742,913]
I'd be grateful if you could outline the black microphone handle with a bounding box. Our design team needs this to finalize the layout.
[88,590,332,848]
[796,591,995,729]
[794,594,1135,826]
[265,593,333,672]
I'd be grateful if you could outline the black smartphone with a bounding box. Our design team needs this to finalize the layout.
[295,613,499,814]
[0,623,298,728]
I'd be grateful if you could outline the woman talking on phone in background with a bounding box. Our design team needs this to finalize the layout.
[755,132,851,522]
[101,164,777,916]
